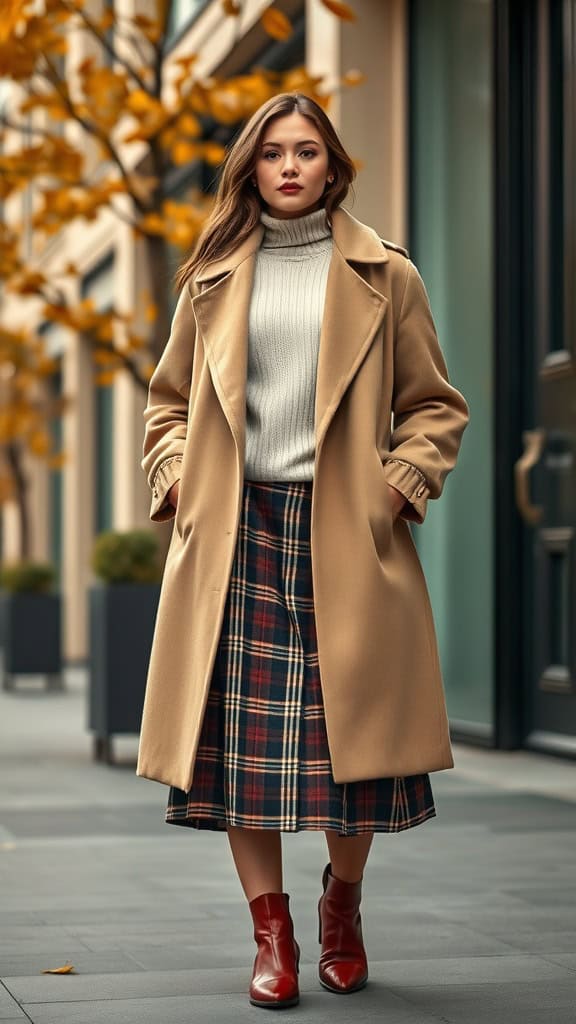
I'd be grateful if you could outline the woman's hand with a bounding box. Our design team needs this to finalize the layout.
[167,480,180,510]
[387,484,407,521]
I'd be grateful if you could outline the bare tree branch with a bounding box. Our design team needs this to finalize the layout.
[59,0,151,94]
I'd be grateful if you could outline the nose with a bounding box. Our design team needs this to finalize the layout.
[281,154,298,177]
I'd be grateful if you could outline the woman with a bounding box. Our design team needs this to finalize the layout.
[137,92,469,1009]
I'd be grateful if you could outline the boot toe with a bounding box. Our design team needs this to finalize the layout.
[319,959,368,994]
[250,976,300,1008]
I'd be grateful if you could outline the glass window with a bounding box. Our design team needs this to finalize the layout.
[544,0,576,364]
[49,366,63,584]
[82,256,115,533]
[410,0,494,734]
[165,0,210,49]
[38,324,64,583]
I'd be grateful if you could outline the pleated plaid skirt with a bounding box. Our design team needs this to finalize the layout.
[166,480,436,835]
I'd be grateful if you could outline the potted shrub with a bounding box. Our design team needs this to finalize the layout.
[89,529,161,764]
[0,561,62,691]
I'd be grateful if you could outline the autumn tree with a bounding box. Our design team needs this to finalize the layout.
[0,0,360,556]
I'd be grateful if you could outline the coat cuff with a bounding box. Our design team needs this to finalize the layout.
[150,456,183,523]
[382,458,429,524]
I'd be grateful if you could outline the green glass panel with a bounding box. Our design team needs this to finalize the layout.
[411,0,494,731]
[49,367,63,583]
[81,259,115,534]
[95,382,114,533]
[165,0,209,47]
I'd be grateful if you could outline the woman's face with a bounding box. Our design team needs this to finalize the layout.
[254,112,332,219]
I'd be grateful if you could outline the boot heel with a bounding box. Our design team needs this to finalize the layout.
[317,864,368,994]
[249,892,300,1008]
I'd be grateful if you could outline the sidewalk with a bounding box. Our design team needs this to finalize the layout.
[1,669,575,1024]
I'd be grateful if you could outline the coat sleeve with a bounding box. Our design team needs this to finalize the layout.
[141,284,196,523]
[382,259,470,525]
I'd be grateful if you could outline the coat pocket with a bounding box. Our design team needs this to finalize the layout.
[367,459,394,562]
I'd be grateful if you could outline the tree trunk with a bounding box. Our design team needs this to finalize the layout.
[6,442,30,560]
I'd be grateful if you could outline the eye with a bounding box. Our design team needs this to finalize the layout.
[300,149,317,158]
[262,151,279,160]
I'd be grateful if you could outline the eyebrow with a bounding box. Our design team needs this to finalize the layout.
[261,139,320,147]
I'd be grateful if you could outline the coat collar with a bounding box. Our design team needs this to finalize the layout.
[190,205,389,458]
[193,206,389,283]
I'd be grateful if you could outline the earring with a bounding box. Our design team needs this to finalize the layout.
[327,175,334,184]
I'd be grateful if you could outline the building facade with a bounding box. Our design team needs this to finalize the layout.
[1,0,574,757]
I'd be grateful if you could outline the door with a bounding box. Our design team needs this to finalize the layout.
[516,0,576,753]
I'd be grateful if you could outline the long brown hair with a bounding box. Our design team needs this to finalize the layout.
[175,92,356,291]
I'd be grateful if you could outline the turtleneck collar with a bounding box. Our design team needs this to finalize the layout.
[260,207,331,249]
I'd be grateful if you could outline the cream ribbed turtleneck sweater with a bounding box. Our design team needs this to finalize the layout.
[244,207,333,482]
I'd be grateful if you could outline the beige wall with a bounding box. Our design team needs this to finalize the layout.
[307,0,407,243]
[0,0,408,660]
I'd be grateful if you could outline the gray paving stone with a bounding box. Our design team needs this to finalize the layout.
[368,953,574,987]
[17,989,441,1024]
[391,977,576,1023]
[361,920,518,958]
[0,951,142,979]
[0,982,27,1020]
[540,952,576,973]
[3,967,249,1004]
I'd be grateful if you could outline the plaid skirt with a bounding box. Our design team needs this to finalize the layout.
[166,480,436,835]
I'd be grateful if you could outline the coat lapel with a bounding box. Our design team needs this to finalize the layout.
[311,220,387,448]
[191,226,263,452]
[190,207,389,454]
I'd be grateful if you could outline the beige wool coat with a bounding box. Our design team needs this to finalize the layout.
[136,206,470,793]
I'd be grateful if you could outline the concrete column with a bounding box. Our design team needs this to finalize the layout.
[113,221,151,530]
[62,334,95,660]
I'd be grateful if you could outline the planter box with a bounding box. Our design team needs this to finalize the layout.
[88,583,160,764]
[0,591,62,691]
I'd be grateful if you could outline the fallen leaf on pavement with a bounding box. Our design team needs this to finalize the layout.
[41,964,76,975]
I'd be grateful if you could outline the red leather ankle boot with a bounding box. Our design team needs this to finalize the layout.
[318,862,368,994]
[248,892,300,1008]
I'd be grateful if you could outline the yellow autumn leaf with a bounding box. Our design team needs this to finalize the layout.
[261,8,293,41]
[96,371,117,386]
[93,349,114,365]
[98,8,114,31]
[173,54,198,72]
[0,0,26,45]
[206,84,244,125]
[171,140,201,165]
[125,332,145,351]
[319,0,357,21]
[342,68,365,86]
[76,56,96,75]
[140,213,165,234]
[28,430,51,456]
[46,451,67,470]
[126,89,163,116]
[177,112,201,136]
[145,302,158,324]
[42,964,75,975]
[202,141,226,165]
[281,66,325,97]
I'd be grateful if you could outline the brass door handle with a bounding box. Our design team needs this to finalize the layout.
[514,429,545,525]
